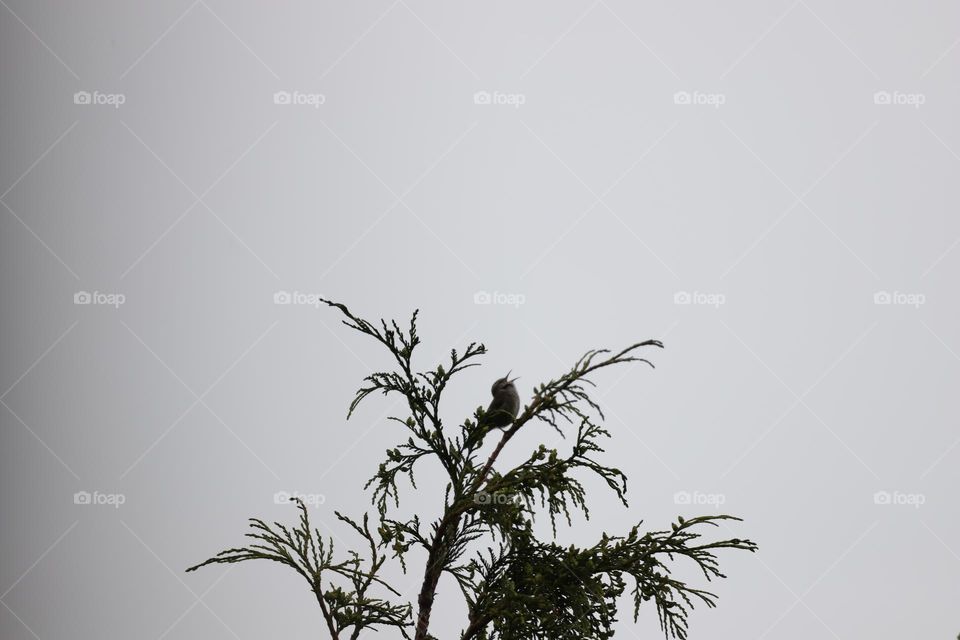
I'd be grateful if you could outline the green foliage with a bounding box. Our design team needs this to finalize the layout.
[188,300,756,640]
[458,515,755,640]
[186,499,411,639]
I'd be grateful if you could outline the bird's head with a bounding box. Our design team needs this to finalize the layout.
[491,371,519,396]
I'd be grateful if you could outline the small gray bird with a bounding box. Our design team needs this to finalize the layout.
[480,371,520,430]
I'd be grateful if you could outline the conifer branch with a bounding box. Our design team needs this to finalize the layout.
[188,301,755,640]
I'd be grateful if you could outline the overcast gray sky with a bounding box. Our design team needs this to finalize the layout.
[2,1,959,638]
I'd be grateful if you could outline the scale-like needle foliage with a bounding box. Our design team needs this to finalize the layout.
[188,300,756,640]
[187,499,411,639]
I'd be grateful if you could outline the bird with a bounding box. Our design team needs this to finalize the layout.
[480,371,520,430]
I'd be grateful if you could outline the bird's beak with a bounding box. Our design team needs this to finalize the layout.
[507,371,520,383]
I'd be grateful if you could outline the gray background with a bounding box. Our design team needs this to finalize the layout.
[1,1,958,638]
